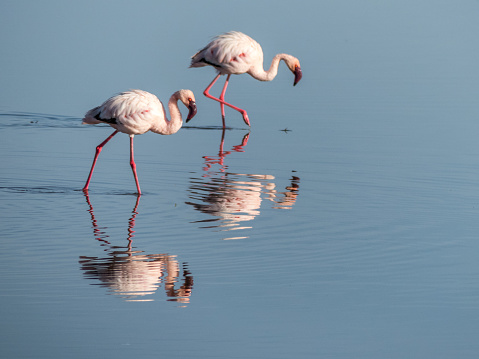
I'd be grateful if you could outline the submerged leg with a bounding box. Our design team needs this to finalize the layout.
[83,130,118,192]
[203,74,251,127]
[129,135,141,195]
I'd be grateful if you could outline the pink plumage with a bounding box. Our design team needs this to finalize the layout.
[190,31,302,127]
[82,89,197,195]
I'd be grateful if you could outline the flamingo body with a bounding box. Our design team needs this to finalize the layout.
[82,89,197,194]
[190,31,302,127]
[191,31,263,76]
[83,89,196,136]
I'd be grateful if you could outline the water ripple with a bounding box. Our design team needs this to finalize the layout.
[0,186,80,194]
[0,111,81,128]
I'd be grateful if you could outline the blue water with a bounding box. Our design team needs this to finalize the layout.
[2,1,479,358]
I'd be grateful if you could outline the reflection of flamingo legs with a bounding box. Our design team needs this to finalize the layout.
[202,129,250,173]
[84,191,111,247]
[126,194,141,248]
[84,191,141,248]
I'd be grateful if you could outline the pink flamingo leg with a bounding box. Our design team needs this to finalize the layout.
[129,135,141,195]
[203,74,251,127]
[83,130,119,192]
[219,75,230,127]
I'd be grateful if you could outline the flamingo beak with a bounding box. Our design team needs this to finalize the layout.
[293,66,302,86]
[186,101,197,123]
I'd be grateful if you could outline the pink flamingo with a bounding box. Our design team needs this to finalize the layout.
[82,89,197,195]
[190,31,302,127]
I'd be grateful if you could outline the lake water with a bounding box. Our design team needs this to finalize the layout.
[2,1,479,358]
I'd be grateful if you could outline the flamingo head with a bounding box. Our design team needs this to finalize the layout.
[285,56,302,86]
[178,89,197,123]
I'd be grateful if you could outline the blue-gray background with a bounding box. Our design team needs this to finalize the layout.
[2,1,479,358]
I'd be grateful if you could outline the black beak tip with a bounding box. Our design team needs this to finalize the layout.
[186,102,197,123]
[293,67,303,86]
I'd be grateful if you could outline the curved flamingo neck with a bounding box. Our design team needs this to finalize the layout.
[248,53,288,82]
[152,94,183,135]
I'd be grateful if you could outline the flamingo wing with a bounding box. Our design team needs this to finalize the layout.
[191,31,262,75]
[84,90,164,135]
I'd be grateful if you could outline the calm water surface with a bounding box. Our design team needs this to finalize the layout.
[2,1,479,358]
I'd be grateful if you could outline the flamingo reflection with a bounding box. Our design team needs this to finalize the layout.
[186,130,300,239]
[80,193,193,303]
[202,129,250,173]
